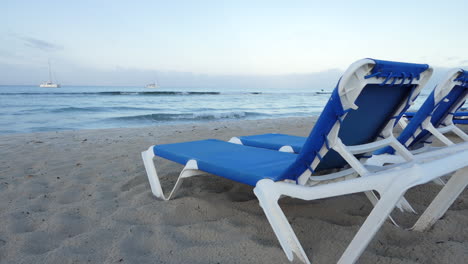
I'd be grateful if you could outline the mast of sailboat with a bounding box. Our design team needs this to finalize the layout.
[48,60,53,83]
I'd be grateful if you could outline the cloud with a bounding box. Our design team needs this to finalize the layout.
[459,59,468,65]
[20,36,63,51]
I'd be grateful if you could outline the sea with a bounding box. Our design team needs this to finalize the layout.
[0,85,433,135]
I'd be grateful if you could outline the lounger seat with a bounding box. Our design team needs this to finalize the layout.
[237,133,306,153]
[154,139,297,186]
[454,112,468,124]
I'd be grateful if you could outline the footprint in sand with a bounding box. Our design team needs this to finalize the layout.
[120,175,147,192]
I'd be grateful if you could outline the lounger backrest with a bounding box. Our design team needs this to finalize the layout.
[396,69,468,150]
[280,59,433,183]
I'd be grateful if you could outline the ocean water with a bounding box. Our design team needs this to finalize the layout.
[0,85,438,135]
[0,85,338,134]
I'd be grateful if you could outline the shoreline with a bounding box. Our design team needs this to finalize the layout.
[0,116,317,139]
[0,117,466,263]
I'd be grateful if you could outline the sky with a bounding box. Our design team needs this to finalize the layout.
[1,0,467,87]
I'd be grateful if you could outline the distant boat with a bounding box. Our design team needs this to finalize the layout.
[145,74,160,88]
[40,60,60,88]
[145,82,159,89]
[316,89,331,94]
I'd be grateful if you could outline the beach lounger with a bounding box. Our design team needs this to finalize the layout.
[141,59,463,263]
[370,68,468,162]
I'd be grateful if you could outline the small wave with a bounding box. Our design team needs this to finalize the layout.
[98,91,223,96]
[112,111,264,122]
[51,107,104,113]
[50,106,163,113]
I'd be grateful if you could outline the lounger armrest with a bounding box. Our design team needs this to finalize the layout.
[276,145,468,202]
[422,119,454,146]
[435,124,468,141]
[437,124,456,134]
[346,137,398,154]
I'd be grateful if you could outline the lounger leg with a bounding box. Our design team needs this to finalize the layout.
[254,179,310,264]
[142,147,166,199]
[141,146,203,200]
[425,122,454,146]
[451,125,468,142]
[338,183,408,264]
[412,167,468,231]
[334,141,415,215]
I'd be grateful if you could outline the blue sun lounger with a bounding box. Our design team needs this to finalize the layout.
[142,59,467,264]
[371,68,468,159]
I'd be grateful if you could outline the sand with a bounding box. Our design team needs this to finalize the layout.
[0,117,467,264]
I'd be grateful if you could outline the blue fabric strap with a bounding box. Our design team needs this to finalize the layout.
[316,151,323,161]
[364,59,428,86]
[323,135,331,150]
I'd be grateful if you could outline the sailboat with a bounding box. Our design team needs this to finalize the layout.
[145,75,160,88]
[40,60,61,88]
[145,82,159,89]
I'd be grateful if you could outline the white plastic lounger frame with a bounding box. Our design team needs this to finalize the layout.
[254,143,468,264]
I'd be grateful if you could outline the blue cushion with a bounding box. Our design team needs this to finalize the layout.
[281,82,415,180]
[454,119,468,124]
[154,139,297,186]
[239,133,306,153]
[240,83,416,160]
[453,111,468,124]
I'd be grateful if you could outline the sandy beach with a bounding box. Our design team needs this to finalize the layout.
[0,117,467,264]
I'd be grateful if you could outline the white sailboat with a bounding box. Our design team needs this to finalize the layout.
[40,60,61,88]
[145,75,160,88]
[145,82,159,88]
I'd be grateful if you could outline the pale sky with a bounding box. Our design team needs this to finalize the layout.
[1,0,467,86]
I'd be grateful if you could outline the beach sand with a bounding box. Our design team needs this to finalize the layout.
[0,117,467,264]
